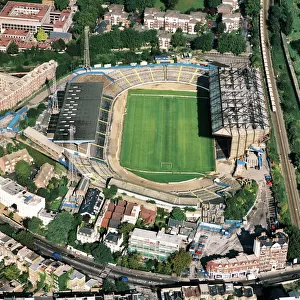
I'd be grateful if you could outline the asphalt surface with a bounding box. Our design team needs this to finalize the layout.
[261,0,300,226]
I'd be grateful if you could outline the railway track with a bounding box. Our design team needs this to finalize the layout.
[260,0,300,226]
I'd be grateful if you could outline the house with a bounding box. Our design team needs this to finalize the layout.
[0,149,33,173]
[0,280,23,292]
[217,3,233,14]
[122,203,140,224]
[139,206,156,225]
[28,256,47,286]
[0,176,45,218]
[222,13,241,32]
[84,279,101,292]
[53,264,72,290]
[128,228,184,260]
[34,162,54,188]
[103,229,123,253]
[38,208,57,226]
[77,226,100,244]
[0,232,22,265]
[168,218,197,242]
[78,188,104,219]
[222,0,238,10]
[67,269,86,291]
[17,246,42,272]
[103,4,129,26]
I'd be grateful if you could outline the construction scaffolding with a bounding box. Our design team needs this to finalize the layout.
[209,67,269,159]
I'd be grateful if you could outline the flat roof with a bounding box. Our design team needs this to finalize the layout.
[53,82,104,142]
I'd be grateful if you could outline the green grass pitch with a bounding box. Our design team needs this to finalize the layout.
[120,89,215,183]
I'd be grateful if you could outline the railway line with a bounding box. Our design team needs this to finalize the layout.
[260,0,300,226]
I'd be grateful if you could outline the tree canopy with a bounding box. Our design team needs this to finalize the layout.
[205,0,221,9]
[46,211,75,244]
[36,28,47,42]
[171,29,186,48]
[244,0,261,17]
[171,207,186,221]
[27,216,44,235]
[52,39,66,52]
[15,160,31,185]
[161,0,179,9]
[125,0,156,12]
[103,185,118,199]
[0,264,20,281]
[191,32,214,51]
[54,0,69,10]
[91,242,113,264]
[169,248,192,275]
[217,32,246,55]
[7,42,19,55]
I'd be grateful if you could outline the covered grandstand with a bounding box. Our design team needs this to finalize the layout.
[209,67,269,159]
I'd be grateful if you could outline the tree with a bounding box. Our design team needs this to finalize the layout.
[46,211,75,244]
[217,32,246,55]
[162,0,179,9]
[27,216,44,235]
[286,225,300,261]
[0,264,20,280]
[192,33,214,51]
[171,29,186,48]
[15,160,31,184]
[125,0,156,12]
[6,143,14,154]
[115,279,130,292]
[52,38,66,52]
[7,42,19,54]
[37,28,47,42]
[216,22,226,34]
[91,242,113,264]
[102,185,118,199]
[54,0,69,10]
[169,248,192,275]
[244,0,261,17]
[205,0,221,9]
[127,252,142,269]
[171,207,186,221]
[102,278,116,292]
[15,230,36,249]
[0,145,4,157]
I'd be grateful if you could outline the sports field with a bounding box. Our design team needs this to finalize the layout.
[120,89,215,183]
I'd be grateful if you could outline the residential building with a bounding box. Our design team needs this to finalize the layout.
[217,3,233,14]
[34,162,54,188]
[122,203,140,224]
[158,30,172,50]
[16,246,42,272]
[253,230,288,272]
[0,148,33,173]
[139,206,156,226]
[28,256,46,286]
[144,8,206,34]
[222,0,238,10]
[168,218,197,242]
[84,279,101,292]
[53,264,72,290]
[206,253,259,279]
[38,208,57,226]
[128,228,184,260]
[0,232,22,265]
[49,9,72,33]
[67,269,86,291]
[103,228,123,253]
[78,188,104,220]
[222,12,241,32]
[0,60,57,111]
[103,4,129,26]
[77,226,99,244]
[0,176,45,218]
[0,280,23,292]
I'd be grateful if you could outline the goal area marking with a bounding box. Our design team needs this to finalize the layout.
[161,162,173,169]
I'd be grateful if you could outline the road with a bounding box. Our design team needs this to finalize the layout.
[261,0,300,226]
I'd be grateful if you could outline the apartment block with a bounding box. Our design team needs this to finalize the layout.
[77,226,99,244]
[103,5,129,26]
[253,230,288,272]
[34,162,54,188]
[0,176,45,218]
[128,228,184,260]
[68,269,86,291]
[0,148,33,174]
[0,232,22,266]
[144,8,206,34]
[103,228,123,253]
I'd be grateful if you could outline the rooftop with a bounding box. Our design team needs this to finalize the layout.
[0,1,51,22]
[78,188,102,217]
[78,226,95,237]
[52,82,104,142]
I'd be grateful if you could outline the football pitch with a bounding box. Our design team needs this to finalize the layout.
[120,89,215,183]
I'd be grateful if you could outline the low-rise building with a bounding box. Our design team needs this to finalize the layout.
[68,269,86,291]
[158,30,172,50]
[206,253,259,279]
[53,264,72,290]
[17,246,42,272]
[103,229,123,253]
[139,206,156,226]
[34,162,54,188]
[2,29,31,41]
[122,203,140,224]
[0,148,33,173]
[0,280,23,293]
[222,13,241,32]
[77,226,99,244]
[129,228,184,260]
[0,232,22,265]
[84,279,101,292]
[38,208,57,226]
[217,3,233,14]
[0,176,45,218]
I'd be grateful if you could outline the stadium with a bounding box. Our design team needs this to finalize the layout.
[39,63,269,206]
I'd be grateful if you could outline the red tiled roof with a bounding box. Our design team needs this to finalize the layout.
[139,207,156,225]
[111,212,123,220]
[115,205,125,214]
[117,200,126,207]
[101,218,109,228]
[107,203,115,212]
[3,29,29,36]
[104,211,112,219]
[0,37,11,47]
[124,203,134,216]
